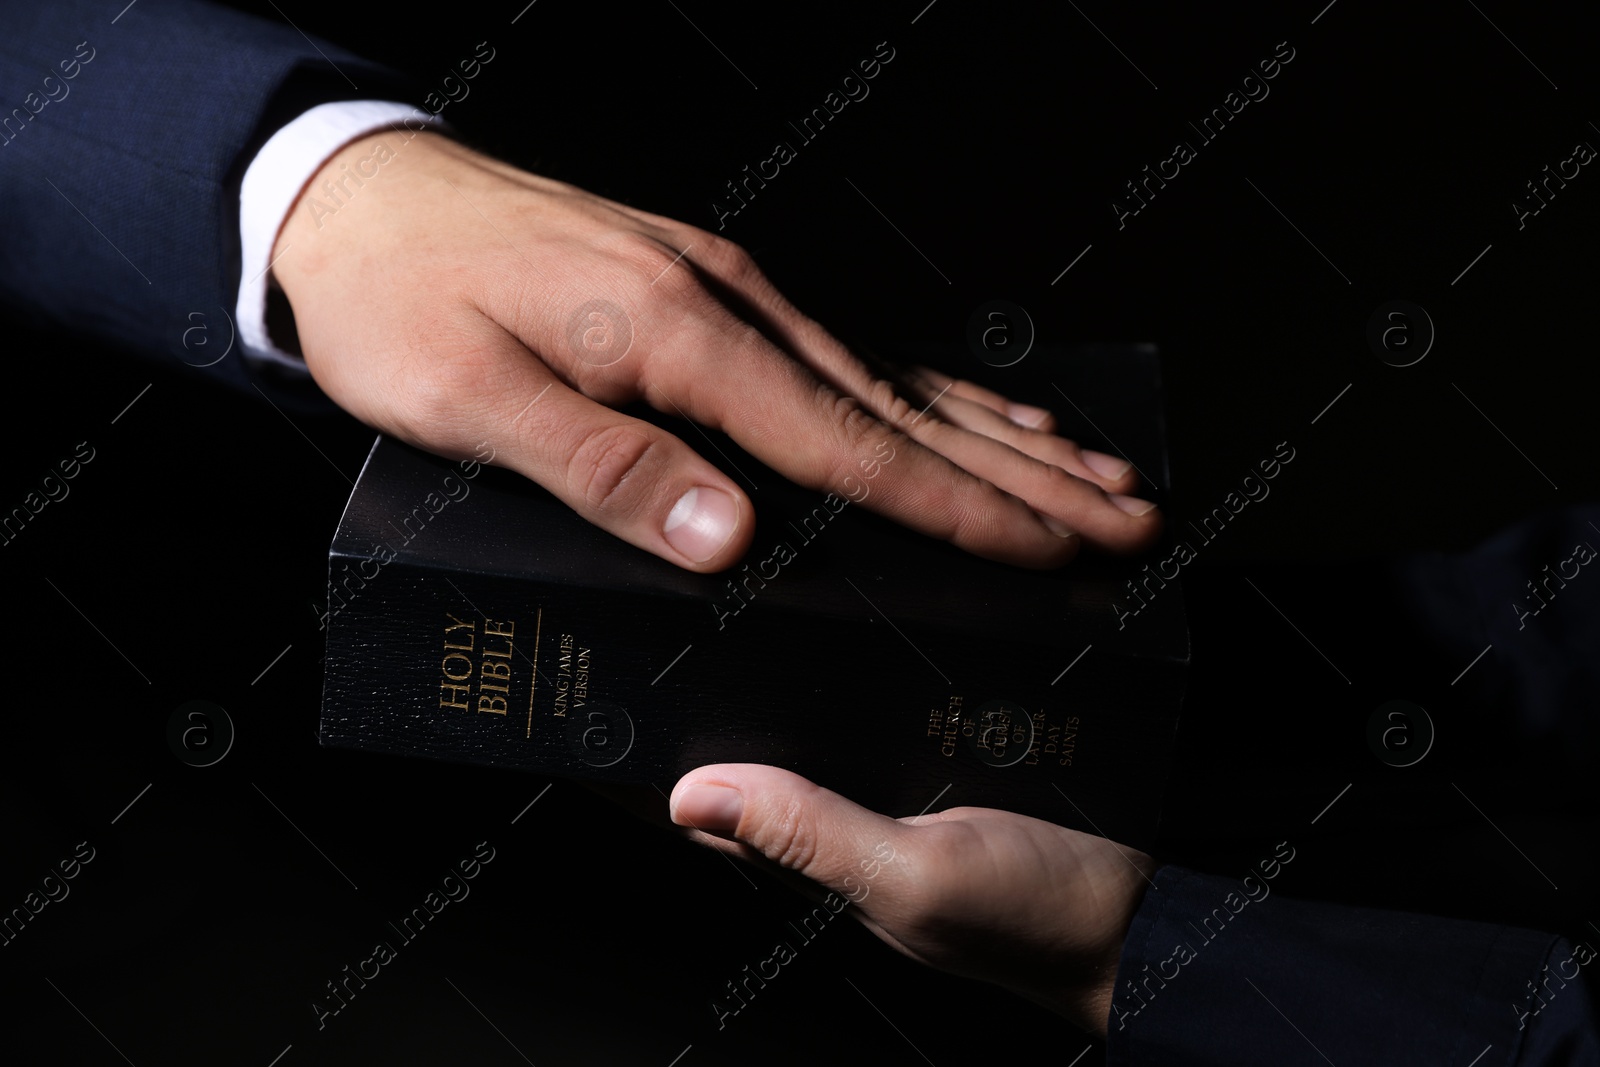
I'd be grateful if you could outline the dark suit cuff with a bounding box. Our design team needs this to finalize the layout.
[1105,865,1593,1066]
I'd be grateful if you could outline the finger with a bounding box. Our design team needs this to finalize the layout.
[390,318,754,571]
[473,231,1080,566]
[644,340,1083,567]
[904,364,1057,433]
[539,261,1078,566]
[625,285,1155,553]
[902,390,1142,497]
[677,240,1060,438]
[669,764,909,902]
[680,238,934,423]
[655,241,1155,553]
[898,415,1160,552]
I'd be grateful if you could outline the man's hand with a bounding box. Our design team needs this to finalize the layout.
[669,764,1156,1036]
[272,130,1161,571]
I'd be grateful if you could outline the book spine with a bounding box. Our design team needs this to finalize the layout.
[320,552,1183,847]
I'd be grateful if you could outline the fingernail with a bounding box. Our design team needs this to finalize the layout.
[672,783,744,832]
[663,486,739,563]
[1032,510,1078,538]
[1008,402,1052,428]
[1083,450,1131,481]
[1111,494,1158,517]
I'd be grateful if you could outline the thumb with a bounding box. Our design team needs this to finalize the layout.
[668,765,906,895]
[356,317,754,572]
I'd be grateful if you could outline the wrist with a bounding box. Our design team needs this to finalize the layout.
[1017,853,1161,1039]
[272,127,451,296]
[238,102,445,366]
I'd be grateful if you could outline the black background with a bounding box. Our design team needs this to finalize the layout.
[3,1,1598,1063]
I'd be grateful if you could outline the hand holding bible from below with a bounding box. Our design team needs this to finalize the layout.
[270,131,1161,573]
[669,764,1153,1037]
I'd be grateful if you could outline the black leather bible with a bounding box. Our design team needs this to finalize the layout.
[318,345,1188,847]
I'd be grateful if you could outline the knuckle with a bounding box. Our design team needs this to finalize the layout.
[828,390,912,484]
[652,315,763,395]
[395,370,456,435]
[396,342,503,440]
[892,827,974,929]
[698,234,760,282]
[644,268,717,326]
[564,424,657,512]
[575,232,765,384]
[756,794,823,876]
[1034,459,1082,498]
[629,259,731,354]
[864,377,921,431]
[591,228,666,265]
[831,389,886,446]
[608,232,706,302]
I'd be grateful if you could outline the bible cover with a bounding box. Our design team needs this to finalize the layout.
[318,345,1188,847]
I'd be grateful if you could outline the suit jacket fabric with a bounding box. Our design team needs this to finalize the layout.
[0,0,409,399]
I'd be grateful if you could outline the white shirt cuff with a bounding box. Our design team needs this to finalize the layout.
[236,100,445,370]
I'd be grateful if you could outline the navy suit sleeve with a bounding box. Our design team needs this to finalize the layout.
[0,0,411,391]
[1106,864,1599,1066]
